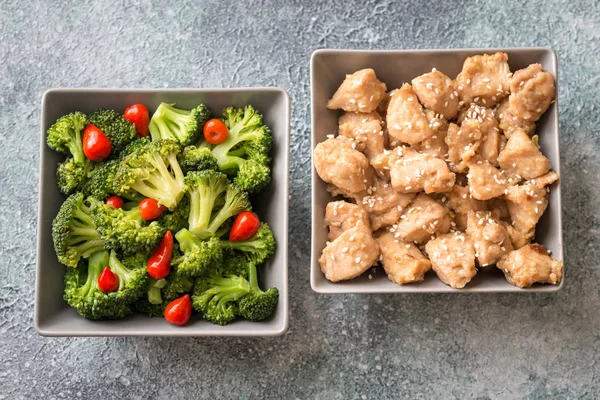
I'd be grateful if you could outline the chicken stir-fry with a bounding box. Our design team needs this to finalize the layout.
[315,54,561,289]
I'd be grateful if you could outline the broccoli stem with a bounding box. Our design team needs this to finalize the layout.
[174,229,200,252]
[147,278,167,305]
[108,251,135,290]
[80,251,110,296]
[130,154,184,209]
[188,187,222,238]
[68,128,85,164]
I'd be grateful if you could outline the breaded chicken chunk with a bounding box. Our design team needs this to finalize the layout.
[386,84,436,144]
[468,160,508,200]
[458,104,502,166]
[376,231,432,284]
[498,129,550,181]
[411,70,460,119]
[319,225,380,282]
[466,210,513,267]
[338,111,385,160]
[325,201,370,241]
[392,193,452,243]
[425,232,477,289]
[446,121,482,173]
[327,69,387,113]
[412,117,449,159]
[456,52,511,107]
[509,64,555,122]
[442,184,488,230]
[496,98,536,137]
[314,136,373,194]
[497,243,563,288]
[504,181,549,242]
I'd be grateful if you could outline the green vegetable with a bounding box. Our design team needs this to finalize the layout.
[52,193,105,268]
[113,139,186,210]
[209,105,272,193]
[63,250,147,320]
[191,273,250,325]
[133,269,194,317]
[532,134,540,148]
[221,223,275,265]
[149,103,211,147]
[88,109,138,154]
[46,112,87,163]
[179,145,219,173]
[56,157,90,195]
[91,199,166,255]
[157,195,190,233]
[172,229,222,277]
[237,262,279,321]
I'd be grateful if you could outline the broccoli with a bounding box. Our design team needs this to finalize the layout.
[85,138,150,200]
[186,171,251,239]
[133,270,194,317]
[191,274,250,325]
[91,199,166,255]
[46,111,88,163]
[157,195,190,233]
[213,249,250,279]
[172,229,223,277]
[52,193,105,268]
[179,145,219,173]
[149,103,211,147]
[209,105,272,193]
[63,250,147,320]
[88,109,138,154]
[237,262,279,321]
[57,157,90,195]
[220,223,275,265]
[113,139,186,210]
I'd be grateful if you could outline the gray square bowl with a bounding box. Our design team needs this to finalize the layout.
[310,48,562,293]
[36,88,290,336]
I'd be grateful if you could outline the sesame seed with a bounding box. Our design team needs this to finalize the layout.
[355,257,361,263]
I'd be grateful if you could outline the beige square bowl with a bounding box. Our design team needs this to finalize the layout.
[310,48,562,293]
[36,88,290,336]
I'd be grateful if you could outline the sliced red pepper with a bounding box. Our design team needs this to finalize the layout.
[147,231,173,279]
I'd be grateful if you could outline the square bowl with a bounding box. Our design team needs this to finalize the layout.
[36,88,290,336]
[310,48,562,293]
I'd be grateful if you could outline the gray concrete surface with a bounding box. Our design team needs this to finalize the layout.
[1,0,599,398]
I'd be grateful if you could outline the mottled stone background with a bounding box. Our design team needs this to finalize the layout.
[1,0,599,398]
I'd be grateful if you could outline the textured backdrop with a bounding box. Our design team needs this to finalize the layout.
[1,0,600,398]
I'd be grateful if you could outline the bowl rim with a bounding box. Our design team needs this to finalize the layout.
[310,47,563,293]
[35,86,291,336]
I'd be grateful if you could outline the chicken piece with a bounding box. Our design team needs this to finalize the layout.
[411,70,460,119]
[456,52,511,107]
[319,225,380,282]
[327,69,387,113]
[463,104,502,166]
[442,184,488,230]
[338,112,385,160]
[468,160,508,200]
[505,223,531,250]
[497,129,550,180]
[386,83,436,145]
[376,231,432,284]
[392,194,452,243]
[497,243,563,288]
[509,64,555,122]
[412,117,449,159]
[487,197,510,221]
[377,91,392,119]
[314,136,373,194]
[466,210,513,267]
[325,201,370,241]
[530,171,559,187]
[425,232,477,289]
[496,98,536,137]
[378,147,455,194]
[446,120,482,172]
[504,182,548,240]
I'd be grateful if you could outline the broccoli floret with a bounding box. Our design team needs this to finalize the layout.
[237,262,279,321]
[213,249,250,279]
[184,170,229,238]
[157,195,190,233]
[179,145,219,173]
[113,139,186,210]
[46,112,87,163]
[209,105,272,193]
[52,193,105,268]
[221,223,275,265]
[133,267,194,317]
[88,109,138,154]
[187,173,251,239]
[85,139,150,201]
[149,103,211,146]
[191,274,250,325]
[172,229,223,277]
[57,157,90,195]
[63,250,147,320]
[91,199,166,255]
